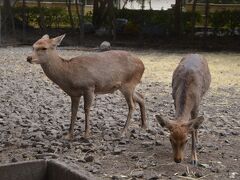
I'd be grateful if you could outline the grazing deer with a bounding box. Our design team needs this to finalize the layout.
[156,54,211,165]
[27,34,147,139]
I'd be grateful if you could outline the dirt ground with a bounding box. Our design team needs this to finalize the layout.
[0,47,239,180]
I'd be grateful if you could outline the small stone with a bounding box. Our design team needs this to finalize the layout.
[82,146,95,153]
[148,175,159,180]
[113,147,122,155]
[119,139,127,145]
[132,170,144,178]
[77,158,86,163]
[84,155,94,162]
[141,141,154,147]
[20,142,29,148]
[199,163,210,168]
[103,134,112,141]
[229,172,238,179]
[182,172,188,176]
[231,131,239,136]
[79,137,90,143]
[147,134,155,140]
[35,153,59,159]
[155,140,163,146]
[111,175,120,180]
[131,155,138,160]
[22,154,28,158]
[146,129,157,135]
[11,158,18,163]
[51,141,63,146]
[195,172,203,178]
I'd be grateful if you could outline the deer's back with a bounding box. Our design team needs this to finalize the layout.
[172,54,211,109]
[67,50,144,93]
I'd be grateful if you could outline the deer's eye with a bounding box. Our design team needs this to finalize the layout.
[40,47,47,51]
[37,47,47,51]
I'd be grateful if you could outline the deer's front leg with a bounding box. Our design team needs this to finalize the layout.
[191,130,198,166]
[83,89,95,138]
[66,96,80,140]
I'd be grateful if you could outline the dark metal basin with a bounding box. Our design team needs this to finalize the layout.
[0,160,97,180]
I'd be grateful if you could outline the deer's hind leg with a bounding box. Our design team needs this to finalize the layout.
[133,91,147,129]
[83,88,95,138]
[120,85,136,136]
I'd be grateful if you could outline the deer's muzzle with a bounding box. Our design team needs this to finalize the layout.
[27,56,32,63]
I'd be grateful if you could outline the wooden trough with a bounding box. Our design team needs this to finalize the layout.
[0,160,98,180]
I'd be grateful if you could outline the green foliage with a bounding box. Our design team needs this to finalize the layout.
[116,9,174,33]
[13,6,68,28]
[225,10,240,30]
[13,6,92,29]
[210,11,228,29]
[182,11,201,34]
[116,9,240,36]
[124,21,140,35]
[12,6,240,36]
[210,10,240,35]
[116,9,203,35]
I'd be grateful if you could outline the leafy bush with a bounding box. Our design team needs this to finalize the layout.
[210,10,240,36]
[116,9,174,35]
[182,11,202,34]
[123,21,140,35]
[13,6,92,29]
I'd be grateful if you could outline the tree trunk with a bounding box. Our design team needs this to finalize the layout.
[3,0,16,38]
[79,0,85,44]
[204,0,209,38]
[22,0,26,39]
[122,0,128,9]
[92,0,108,29]
[0,7,2,44]
[75,0,81,28]
[66,0,75,29]
[108,0,116,40]
[92,0,99,28]
[149,0,152,10]
[174,0,182,37]
[191,0,197,37]
[141,0,145,10]
[37,0,45,31]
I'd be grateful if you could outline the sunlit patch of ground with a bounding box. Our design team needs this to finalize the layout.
[131,50,240,90]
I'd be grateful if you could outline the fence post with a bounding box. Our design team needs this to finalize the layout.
[79,0,84,44]
[0,6,2,45]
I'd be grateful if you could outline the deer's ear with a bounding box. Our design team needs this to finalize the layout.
[41,34,49,39]
[155,115,172,130]
[188,116,205,130]
[51,34,66,47]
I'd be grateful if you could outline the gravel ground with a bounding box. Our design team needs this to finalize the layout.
[0,47,240,180]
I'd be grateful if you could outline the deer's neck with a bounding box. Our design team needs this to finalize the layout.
[41,52,68,86]
[175,84,198,121]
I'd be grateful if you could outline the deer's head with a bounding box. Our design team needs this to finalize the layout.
[156,115,204,163]
[27,34,65,64]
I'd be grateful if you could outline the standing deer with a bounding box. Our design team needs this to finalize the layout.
[156,54,211,165]
[27,34,147,139]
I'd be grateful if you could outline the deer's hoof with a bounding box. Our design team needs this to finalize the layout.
[84,132,90,139]
[141,124,148,130]
[120,129,127,138]
[191,160,198,167]
[65,133,74,141]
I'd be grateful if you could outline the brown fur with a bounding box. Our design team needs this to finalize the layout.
[156,54,211,165]
[27,34,147,139]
